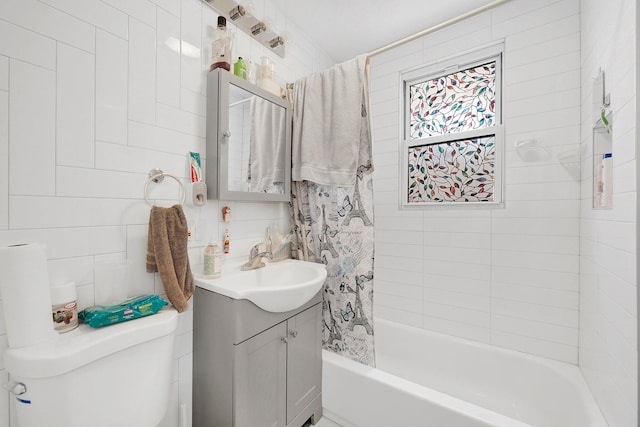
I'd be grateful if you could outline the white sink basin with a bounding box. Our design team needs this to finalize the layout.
[194,259,327,312]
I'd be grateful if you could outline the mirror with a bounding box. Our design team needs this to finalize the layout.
[206,69,291,202]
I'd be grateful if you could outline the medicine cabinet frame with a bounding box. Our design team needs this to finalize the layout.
[206,69,292,202]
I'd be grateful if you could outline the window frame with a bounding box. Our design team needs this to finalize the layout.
[399,44,504,208]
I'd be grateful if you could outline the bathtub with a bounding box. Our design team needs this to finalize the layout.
[322,319,607,427]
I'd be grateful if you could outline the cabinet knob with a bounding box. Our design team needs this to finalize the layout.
[289,330,298,338]
[281,337,288,344]
[222,130,231,138]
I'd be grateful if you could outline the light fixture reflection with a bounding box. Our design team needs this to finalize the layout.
[165,37,201,58]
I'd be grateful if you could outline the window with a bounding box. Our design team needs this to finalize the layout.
[401,45,503,206]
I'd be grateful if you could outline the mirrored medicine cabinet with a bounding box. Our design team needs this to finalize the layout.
[206,69,292,202]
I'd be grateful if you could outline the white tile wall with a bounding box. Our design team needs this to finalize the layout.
[9,59,56,196]
[370,0,584,364]
[150,0,180,17]
[0,0,96,54]
[129,18,157,125]
[180,0,202,94]
[0,0,332,425]
[0,86,7,231]
[157,8,181,107]
[0,20,56,70]
[96,30,128,144]
[39,0,129,39]
[56,44,95,168]
[579,1,638,426]
[0,56,6,90]
[101,0,157,28]
[156,103,205,137]
[127,120,205,154]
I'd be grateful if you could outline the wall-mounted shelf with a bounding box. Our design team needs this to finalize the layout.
[202,0,285,58]
[592,68,612,210]
[592,114,612,210]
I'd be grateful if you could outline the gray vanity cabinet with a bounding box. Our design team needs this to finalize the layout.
[285,306,322,424]
[193,286,323,427]
[234,322,287,427]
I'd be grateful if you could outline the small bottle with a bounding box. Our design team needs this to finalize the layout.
[258,56,280,96]
[246,60,256,84]
[234,57,247,80]
[51,282,79,333]
[203,243,222,279]
[223,229,230,255]
[600,153,613,208]
[210,16,231,72]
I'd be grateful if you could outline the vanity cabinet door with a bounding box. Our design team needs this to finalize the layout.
[286,304,322,424]
[234,322,288,427]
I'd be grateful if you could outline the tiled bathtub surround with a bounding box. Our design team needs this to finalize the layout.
[0,0,332,425]
[579,0,637,426]
[371,0,583,363]
[369,1,636,426]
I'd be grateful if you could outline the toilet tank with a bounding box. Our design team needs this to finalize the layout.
[4,308,179,427]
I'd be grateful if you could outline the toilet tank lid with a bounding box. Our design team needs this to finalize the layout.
[4,308,179,379]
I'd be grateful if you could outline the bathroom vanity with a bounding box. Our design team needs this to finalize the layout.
[193,286,323,427]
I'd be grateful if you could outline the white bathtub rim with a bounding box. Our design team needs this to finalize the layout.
[321,409,355,427]
[323,349,532,427]
[373,318,608,426]
[324,318,608,427]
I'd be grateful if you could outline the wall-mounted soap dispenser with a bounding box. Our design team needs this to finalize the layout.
[189,151,207,207]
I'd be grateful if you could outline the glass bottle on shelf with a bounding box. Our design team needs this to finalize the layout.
[234,57,247,79]
[210,16,232,72]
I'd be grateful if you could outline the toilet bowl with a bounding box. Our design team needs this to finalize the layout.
[4,308,179,427]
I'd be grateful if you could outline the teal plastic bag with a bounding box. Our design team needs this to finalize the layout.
[78,295,168,328]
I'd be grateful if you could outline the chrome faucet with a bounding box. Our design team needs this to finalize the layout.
[241,241,273,271]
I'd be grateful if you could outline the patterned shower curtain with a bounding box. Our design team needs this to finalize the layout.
[290,163,375,366]
[288,55,375,366]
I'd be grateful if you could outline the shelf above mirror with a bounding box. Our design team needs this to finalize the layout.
[202,0,286,58]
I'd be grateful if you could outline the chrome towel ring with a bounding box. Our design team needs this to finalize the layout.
[144,168,186,207]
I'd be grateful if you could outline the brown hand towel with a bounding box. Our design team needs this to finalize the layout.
[146,204,194,313]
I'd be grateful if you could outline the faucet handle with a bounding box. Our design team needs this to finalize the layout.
[250,243,262,257]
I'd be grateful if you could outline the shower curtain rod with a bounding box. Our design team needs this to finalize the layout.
[366,0,510,58]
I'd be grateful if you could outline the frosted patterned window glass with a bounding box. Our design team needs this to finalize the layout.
[407,136,495,203]
[409,61,496,139]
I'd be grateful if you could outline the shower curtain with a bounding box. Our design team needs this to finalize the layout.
[289,55,376,366]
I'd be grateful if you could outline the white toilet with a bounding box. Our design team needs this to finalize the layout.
[4,308,179,427]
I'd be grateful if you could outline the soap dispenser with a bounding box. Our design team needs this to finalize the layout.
[203,242,222,279]
[234,57,247,80]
